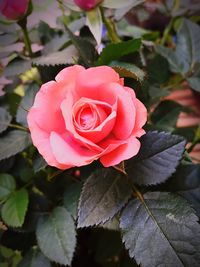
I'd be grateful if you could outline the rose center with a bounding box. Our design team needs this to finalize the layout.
[73,100,108,131]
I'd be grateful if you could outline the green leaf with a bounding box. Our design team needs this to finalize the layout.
[0,174,16,201]
[102,0,144,9]
[78,168,132,228]
[1,189,29,227]
[151,100,183,131]
[110,62,145,83]
[64,183,82,219]
[97,39,141,65]
[120,192,200,267]
[156,19,200,75]
[0,130,31,161]
[36,207,76,266]
[126,131,186,185]
[86,7,102,45]
[148,85,169,105]
[187,76,200,92]
[0,107,12,134]
[4,58,32,77]
[33,155,47,173]
[16,84,39,127]
[32,45,79,66]
[18,248,51,267]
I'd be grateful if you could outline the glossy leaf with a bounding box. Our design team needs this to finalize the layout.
[126,131,186,185]
[0,173,16,201]
[0,107,12,134]
[0,130,31,161]
[78,168,132,227]
[18,249,51,267]
[1,189,29,227]
[120,192,200,267]
[97,39,141,65]
[36,207,76,266]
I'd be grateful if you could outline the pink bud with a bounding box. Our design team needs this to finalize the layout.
[0,0,29,20]
[74,0,102,11]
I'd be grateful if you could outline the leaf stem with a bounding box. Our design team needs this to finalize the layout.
[9,123,29,132]
[18,18,33,57]
[100,7,121,43]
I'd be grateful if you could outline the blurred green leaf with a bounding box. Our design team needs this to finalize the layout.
[0,174,16,201]
[102,0,144,9]
[0,108,12,134]
[64,183,82,219]
[86,7,102,45]
[1,189,29,227]
[16,84,39,127]
[18,248,51,267]
[4,59,32,77]
[0,131,31,161]
[120,192,200,267]
[97,39,141,65]
[36,207,76,266]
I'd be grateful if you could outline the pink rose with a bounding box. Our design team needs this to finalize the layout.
[74,0,103,11]
[0,0,29,20]
[27,65,147,169]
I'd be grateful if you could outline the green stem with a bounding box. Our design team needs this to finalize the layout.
[18,18,33,57]
[100,7,120,43]
[9,123,29,132]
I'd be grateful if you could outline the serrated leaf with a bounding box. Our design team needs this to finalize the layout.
[1,188,29,227]
[120,192,200,267]
[97,39,141,65]
[86,7,102,45]
[16,84,39,127]
[110,62,145,83]
[32,45,79,66]
[0,107,12,134]
[64,183,82,219]
[78,168,132,228]
[18,248,51,267]
[36,207,76,266]
[0,130,31,161]
[102,0,144,9]
[0,174,16,200]
[126,131,186,185]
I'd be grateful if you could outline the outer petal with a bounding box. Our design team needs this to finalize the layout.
[100,136,141,167]
[132,98,147,135]
[31,81,70,134]
[27,108,68,169]
[75,66,121,99]
[50,131,98,167]
[55,65,85,83]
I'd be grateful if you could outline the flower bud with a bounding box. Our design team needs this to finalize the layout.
[0,0,29,20]
[74,0,102,11]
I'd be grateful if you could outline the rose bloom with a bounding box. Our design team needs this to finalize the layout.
[74,0,103,11]
[0,0,29,20]
[27,65,147,169]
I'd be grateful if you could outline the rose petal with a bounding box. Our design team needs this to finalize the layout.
[27,109,67,169]
[55,65,85,83]
[50,131,98,167]
[100,136,141,167]
[76,66,121,99]
[132,98,147,136]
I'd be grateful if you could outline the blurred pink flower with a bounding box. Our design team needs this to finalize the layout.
[0,0,29,20]
[74,0,103,11]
